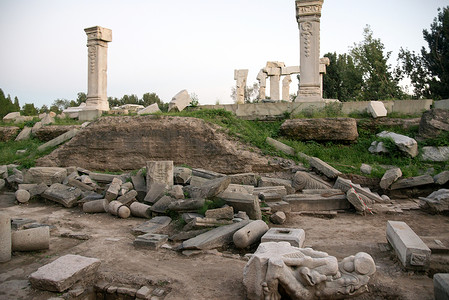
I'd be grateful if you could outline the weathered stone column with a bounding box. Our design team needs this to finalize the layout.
[282,75,292,101]
[84,26,112,111]
[256,69,267,100]
[295,0,324,102]
[266,62,285,101]
[319,57,330,98]
[234,69,248,104]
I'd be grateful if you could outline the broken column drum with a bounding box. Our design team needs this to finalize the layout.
[84,26,112,111]
[0,211,11,262]
[295,0,324,102]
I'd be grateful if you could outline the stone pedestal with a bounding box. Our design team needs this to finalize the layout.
[234,69,248,104]
[295,0,324,102]
[84,26,112,112]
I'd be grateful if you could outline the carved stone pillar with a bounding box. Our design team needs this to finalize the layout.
[234,69,248,104]
[282,75,292,101]
[295,0,324,102]
[84,26,112,111]
[256,69,267,100]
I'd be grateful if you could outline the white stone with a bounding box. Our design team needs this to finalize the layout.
[282,75,292,101]
[41,114,54,125]
[15,189,31,203]
[281,66,300,75]
[146,161,174,190]
[234,69,249,104]
[137,103,161,115]
[256,69,267,100]
[421,146,449,162]
[261,228,305,247]
[380,167,402,189]
[15,127,32,141]
[368,141,389,154]
[119,104,144,112]
[233,220,269,249]
[360,164,372,175]
[368,101,388,118]
[377,131,418,158]
[23,167,67,185]
[3,112,21,123]
[168,90,191,112]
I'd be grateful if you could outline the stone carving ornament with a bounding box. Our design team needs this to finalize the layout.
[244,242,376,300]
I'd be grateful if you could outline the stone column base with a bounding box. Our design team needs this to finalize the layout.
[78,109,103,121]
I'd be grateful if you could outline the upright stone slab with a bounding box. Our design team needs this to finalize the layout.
[282,75,292,101]
[234,69,249,104]
[386,221,431,270]
[256,69,267,100]
[168,90,191,112]
[368,101,388,118]
[29,254,101,292]
[434,273,449,300]
[146,161,174,191]
[380,167,402,189]
[0,211,11,262]
[266,62,285,101]
[84,26,112,112]
[295,0,324,102]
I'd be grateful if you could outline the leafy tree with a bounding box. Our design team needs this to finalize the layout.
[13,97,20,111]
[323,52,364,101]
[76,92,87,105]
[0,89,9,118]
[189,93,199,107]
[398,6,449,99]
[350,26,404,100]
[39,105,49,114]
[22,103,38,116]
[50,99,70,114]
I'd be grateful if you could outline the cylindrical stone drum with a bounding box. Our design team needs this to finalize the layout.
[83,199,106,213]
[108,201,130,218]
[12,226,50,251]
[0,212,11,262]
[233,220,269,249]
[130,202,152,218]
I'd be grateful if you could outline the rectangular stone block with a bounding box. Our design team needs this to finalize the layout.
[261,228,305,248]
[133,233,168,250]
[29,254,101,292]
[434,273,449,300]
[218,192,262,220]
[88,172,119,183]
[283,194,349,211]
[386,221,431,270]
[146,161,173,192]
[368,101,388,118]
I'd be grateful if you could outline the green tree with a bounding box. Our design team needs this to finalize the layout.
[50,99,70,114]
[0,89,8,118]
[230,82,260,103]
[398,6,449,99]
[21,103,38,116]
[76,92,87,105]
[13,97,20,111]
[350,26,404,100]
[39,105,49,114]
[323,52,364,101]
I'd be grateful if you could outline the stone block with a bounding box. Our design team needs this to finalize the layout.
[422,146,449,162]
[42,183,82,208]
[78,109,102,121]
[23,167,67,185]
[205,206,234,220]
[37,129,79,152]
[83,199,107,213]
[136,286,152,299]
[144,182,167,204]
[132,216,172,235]
[223,184,254,194]
[108,201,130,218]
[15,126,32,141]
[229,173,257,186]
[308,157,342,179]
[390,175,434,190]
[261,228,305,247]
[183,217,233,230]
[67,178,94,192]
[15,189,31,203]
[117,189,138,205]
[233,220,269,249]
[368,101,388,118]
[253,186,287,197]
[283,193,349,211]
[377,131,418,158]
[185,176,231,199]
[419,108,449,139]
[434,171,449,185]
[174,167,192,185]
[137,103,161,115]
[29,254,101,292]
[334,177,383,203]
[217,191,262,220]
[270,211,286,224]
[168,90,191,112]
[133,233,168,250]
[11,226,50,251]
[89,172,118,183]
[131,174,147,201]
[150,195,175,214]
[434,273,449,300]
[266,137,295,156]
[0,212,11,262]
[167,198,205,212]
[146,161,173,191]
[386,221,431,270]
[130,202,152,218]
[258,177,295,194]
[380,167,402,189]
[105,178,122,201]
[3,111,21,123]
[192,168,225,179]
[265,201,291,213]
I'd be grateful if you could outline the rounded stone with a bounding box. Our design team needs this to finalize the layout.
[12,226,50,251]
[117,206,131,219]
[130,202,152,218]
[354,252,376,275]
[83,199,106,213]
[15,189,31,203]
[0,211,11,262]
[233,220,269,249]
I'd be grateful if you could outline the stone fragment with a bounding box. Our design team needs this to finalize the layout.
[83,199,107,213]
[117,190,138,205]
[192,168,225,179]
[233,220,269,249]
[261,228,305,248]
[265,201,291,213]
[368,141,389,154]
[170,229,209,242]
[15,189,31,203]
[229,173,258,186]
[189,176,209,187]
[422,146,449,162]
[42,183,82,208]
[292,171,331,191]
[29,254,101,292]
[280,118,359,142]
[0,126,20,142]
[360,164,372,175]
[434,171,449,185]
[270,211,286,224]
[108,201,131,218]
[234,69,249,104]
[224,184,254,194]
[144,182,167,204]
[259,192,282,202]
[253,186,287,197]
[168,198,205,212]
[419,109,449,139]
[37,129,79,152]
[174,167,192,185]
[283,193,349,211]
[0,165,7,179]
[132,216,172,235]
[146,161,173,191]
[368,101,388,118]
[376,131,418,158]
[134,233,168,250]
[89,172,118,183]
[137,103,161,115]
[334,177,384,203]
[41,114,54,125]
[217,192,262,220]
[308,157,342,179]
[380,167,402,189]
[419,189,449,213]
[182,212,203,223]
[0,211,11,262]
[258,177,295,194]
[23,167,67,185]
[3,111,21,123]
[205,206,235,220]
[390,175,434,190]
[168,90,191,112]
[182,220,251,250]
[129,202,152,218]
[150,195,175,214]
[15,126,32,141]
[131,173,147,202]
[347,188,367,212]
[266,137,295,156]
[434,273,449,300]
[183,217,234,230]
[31,121,42,134]
[105,178,122,201]
[168,185,184,199]
[185,176,231,199]
[12,226,50,251]
[386,221,431,270]
[67,178,94,192]
[136,286,152,299]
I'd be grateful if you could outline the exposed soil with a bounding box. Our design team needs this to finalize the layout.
[1,191,448,300]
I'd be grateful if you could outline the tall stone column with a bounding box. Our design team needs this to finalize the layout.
[256,69,267,100]
[266,61,285,101]
[234,69,248,104]
[282,75,292,101]
[295,0,324,102]
[84,26,112,111]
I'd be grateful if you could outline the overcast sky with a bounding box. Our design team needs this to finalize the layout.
[0,0,446,108]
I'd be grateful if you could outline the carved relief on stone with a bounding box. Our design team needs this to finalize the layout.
[300,22,313,57]
[296,1,323,18]
[88,46,96,74]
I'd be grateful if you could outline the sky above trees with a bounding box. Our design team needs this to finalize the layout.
[0,0,447,107]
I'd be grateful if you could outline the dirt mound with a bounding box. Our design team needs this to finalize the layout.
[36,115,282,173]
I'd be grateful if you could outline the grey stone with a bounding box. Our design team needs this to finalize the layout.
[233,220,269,249]
[346,188,366,212]
[265,201,291,213]
[41,113,55,125]
[150,196,175,214]
[192,168,225,180]
[184,176,231,199]
[189,176,210,187]
[29,254,101,292]
[89,172,118,183]
[386,221,431,270]
[31,121,42,134]
[174,167,192,185]
[11,218,36,230]
[0,165,7,179]
[133,233,168,250]
[224,183,254,194]
[261,228,305,248]
[258,177,295,194]
[11,226,50,251]
[434,273,449,300]
[422,146,449,162]
[266,137,295,156]
[137,103,161,115]
[334,177,384,203]
[217,192,262,220]
[380,167,402,189]
[130,202,152,218]
[360,164,373,175]
[170,229,209,242]
[377,131,418,158]
[259,192,282,202]
[136,286,152,299]
[419,109,449,139]
[42,183,82,208]
[146,161,173,191]
[23,167,67,185]
[132,216,172,235]
[82,199,107,213]
[105,178,122,201]
[37,129,79,152]
[168,89,191,112]
[117,190,138,205]
[108,201,131,218]
[182,212,203,223]
[390,175,434,190]
[205,206,234,220]
[434,171,449,185]
[419,189,449,213]
[369,141,389,154]
[270,211,286,224]
[15,189,30,203]
[0,212,11,262]
[368,101,387,118]
[292,171,331,191]
[168,185,184,199]
[15,126,32,141]
[229,173,258,186]
[67,178,94,192]
[253,186,287,197]
[308,157,342,179]
[183,217,234,231]
[144,182,167,204]
[168,198,205,212]
[283,193,349,211]
[182,220,251,250]
[131,173,147,202]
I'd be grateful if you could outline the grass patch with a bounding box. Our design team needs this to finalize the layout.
[0,138,50,169]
